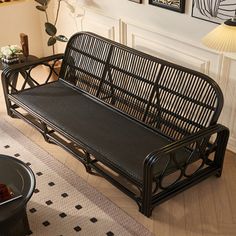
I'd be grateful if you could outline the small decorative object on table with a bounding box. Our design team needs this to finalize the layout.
[0,183,22,205]
[0,45,22,64]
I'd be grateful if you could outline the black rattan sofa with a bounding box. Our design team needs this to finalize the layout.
[1,32,229,217]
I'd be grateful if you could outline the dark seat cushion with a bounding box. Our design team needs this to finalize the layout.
[12,80,190,182]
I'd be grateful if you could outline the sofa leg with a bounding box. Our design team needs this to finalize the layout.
[9,109,17,118]
[141,170,153,217]
[40,122,55,144]
[85,165,93,174]
[215,169,223,177]
[83,158,100,176]
[85,152,95,174]
[140,204,152,217]
[41,132,54,144]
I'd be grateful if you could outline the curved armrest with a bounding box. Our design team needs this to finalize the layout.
[144,124,229,172]
[1,53,64,116]
[2,53,64,92]
[2,53,64,86]
[141,124,229,215]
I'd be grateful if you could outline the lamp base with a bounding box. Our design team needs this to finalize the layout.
[224,18,236,26]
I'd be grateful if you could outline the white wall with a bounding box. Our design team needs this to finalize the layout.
[0,0,44,57]
[54,0,219,48]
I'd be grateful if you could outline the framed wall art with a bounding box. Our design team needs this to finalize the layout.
[192,0,236,24]
[0,0,25,6]
[149,0,186,13]
[129,0,142,3]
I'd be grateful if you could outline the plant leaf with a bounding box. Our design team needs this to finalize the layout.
[47,37,57,46]
[56,35,68,42]
[34,0,47,5]
[36,5,47,11]
[45,23,57,36]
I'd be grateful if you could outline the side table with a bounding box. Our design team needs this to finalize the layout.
[0,55,38,71]
[0,155,35,236]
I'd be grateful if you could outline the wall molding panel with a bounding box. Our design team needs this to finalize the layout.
[124,21,222,75]
[220,55,236,152]
[129,32,210,74]
[81,8,120,42]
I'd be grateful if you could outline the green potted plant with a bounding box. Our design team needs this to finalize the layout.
[34,0,84,80]
[34,0,68,54]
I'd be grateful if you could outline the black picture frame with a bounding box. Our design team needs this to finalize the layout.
[149,0,185,13]
[0,0,24,5]
[129,0,142,3]
[191,0,236,24]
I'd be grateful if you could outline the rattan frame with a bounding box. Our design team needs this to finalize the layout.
[1,32,229,217]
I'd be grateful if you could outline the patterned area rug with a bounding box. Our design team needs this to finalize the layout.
[0,119,152,236]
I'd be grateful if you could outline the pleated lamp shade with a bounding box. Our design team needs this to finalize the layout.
[202,19,236,52]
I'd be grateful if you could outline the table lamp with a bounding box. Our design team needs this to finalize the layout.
[202,14,236,52]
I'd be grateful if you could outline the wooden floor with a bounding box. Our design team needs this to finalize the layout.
[0,79,236,236]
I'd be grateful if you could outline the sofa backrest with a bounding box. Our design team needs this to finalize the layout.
[60,32,223,141]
